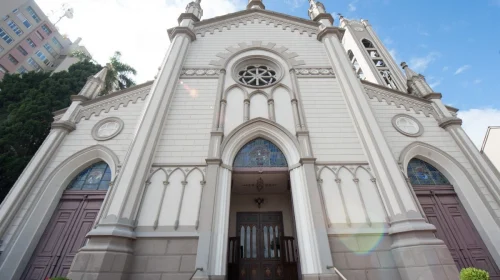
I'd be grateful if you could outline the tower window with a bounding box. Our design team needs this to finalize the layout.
[347,50,365,80]
[375,60,386,67]
[362,39,375,48]
[380,70,398,89]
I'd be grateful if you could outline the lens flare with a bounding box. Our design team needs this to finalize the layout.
[179,80,198,99]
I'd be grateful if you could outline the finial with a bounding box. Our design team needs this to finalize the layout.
[247,0,265,9]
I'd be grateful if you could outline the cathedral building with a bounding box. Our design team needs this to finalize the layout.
[1,0,500,279]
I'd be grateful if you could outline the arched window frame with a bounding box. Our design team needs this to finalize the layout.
[407,158,451,185]
[66,161,111,190]
[233,138,288,168]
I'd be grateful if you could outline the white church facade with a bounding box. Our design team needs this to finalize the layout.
[1,1,500,279]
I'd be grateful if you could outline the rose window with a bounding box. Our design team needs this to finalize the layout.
[237,65,278,87]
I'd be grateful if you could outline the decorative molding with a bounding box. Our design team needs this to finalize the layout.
[316,164,374,178]
[91,117,125,141]
[177,13,200,24]
[70,95,89,102]
[422,93,442,100]
[75,86,151,123]
[180,68,221,78]
[247,0,265,9]
[391,114,424,137]
[438,117,463,129]
[363,84,439,119]
[51,120,76,132]
[209,41,305,67]
[194,11,319,38]
[167,27,197,42]
[317,27,346,41]
[294,67,335,78]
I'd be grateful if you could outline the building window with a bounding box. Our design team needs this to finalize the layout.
[7,20,23,36]
[347,50,365,80]
[35,30,44,40]
[17,66,28,74]
[52,37,63,49]
[43,43,57,57]
[8,54,19,65]
[26,38,36,48]
[0,28,14,44]
[237,65,278,87]
[26,7,40,23]
[41,24,52,35]
[0,64,7,74]
[0,46,4,53]
[16,12,31,28]
[35,50,50,65]
[17,45,28,56]
[407,158,450,185]
[380,70,398,89]
[233,138,288,167]
[66,162,111,190]
[27,57,41,71]
[362,39,375,48]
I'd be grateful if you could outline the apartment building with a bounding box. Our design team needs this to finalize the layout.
[0,0,88,80]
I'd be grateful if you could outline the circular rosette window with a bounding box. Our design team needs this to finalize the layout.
[233,57,283,89]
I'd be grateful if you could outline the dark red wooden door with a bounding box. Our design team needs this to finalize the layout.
[233,212,298,280]
[21,191,106,280]
[415,185,500,279]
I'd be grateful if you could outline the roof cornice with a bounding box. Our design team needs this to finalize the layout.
[53,81,154,118]
[193,9,320,37]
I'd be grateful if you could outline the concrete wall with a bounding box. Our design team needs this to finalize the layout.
[483,127,500,172]
[299,78,366,162]
[130,238,198,280]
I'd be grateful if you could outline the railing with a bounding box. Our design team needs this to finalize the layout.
[327,266,347,280]
[189,267,203,280]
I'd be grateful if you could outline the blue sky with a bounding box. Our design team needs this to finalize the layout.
[266,0,500,110]
[38,0,500,146]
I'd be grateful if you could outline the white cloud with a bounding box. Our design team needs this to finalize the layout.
[348,3,357,12]
[473,79,482,84]
[384,37,393,45]
[454,65,471,75]
[442,66,449,71]
[429,78,442,89]
[388,48,398,62]
[37,0,244,83]
[409,52,440,72]
[458,108,500,148]
[284,0,307,9]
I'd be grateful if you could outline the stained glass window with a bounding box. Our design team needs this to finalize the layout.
[67,161,111,190]
[233,138,287,167]
[407,158,450,185]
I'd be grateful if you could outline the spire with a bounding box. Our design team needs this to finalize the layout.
[247,0,265,9]
[77,64,110,100]
[400,62,434,97]
[308,0,333,28]
[184,0,203,21]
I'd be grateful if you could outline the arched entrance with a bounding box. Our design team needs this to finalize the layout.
[408,158,500,278]
[227,138,299,280]
[21,161,112,280]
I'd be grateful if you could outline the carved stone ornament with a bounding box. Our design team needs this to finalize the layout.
[354,27,364,32]
[294,67,335,77]
[363,84,439,119]
[92,117,124,141]
[181,68,221,78]
[391,114,424,137]
[209,41,305,67]
[194,12,319,38]
[75,85,151,123]
[256,177,264,192]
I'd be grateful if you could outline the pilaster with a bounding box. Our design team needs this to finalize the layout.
[318,24,456,279]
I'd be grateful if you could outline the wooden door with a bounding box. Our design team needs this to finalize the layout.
[415,185,500,279]
[234,212,298,280]
[21,191,106,280]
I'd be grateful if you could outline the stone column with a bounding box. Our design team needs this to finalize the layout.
[268,98,275,121]
[244,99,250,121]
[318,27,458,279]
[68,25,198,280]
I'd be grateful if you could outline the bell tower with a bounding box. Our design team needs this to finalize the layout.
[340,17,407,91]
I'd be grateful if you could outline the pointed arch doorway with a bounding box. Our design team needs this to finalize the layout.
[21,161,111,280]
[408,158,500,279]
[227,138,299,280]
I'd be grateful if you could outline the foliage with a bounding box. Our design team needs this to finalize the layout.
[0,61,101,202]
[102,51,137,95]
[460,267,489,280]
[69,49,92,62]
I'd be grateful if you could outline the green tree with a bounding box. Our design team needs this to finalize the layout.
[0,61,102,201]
[102,51,137,94]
